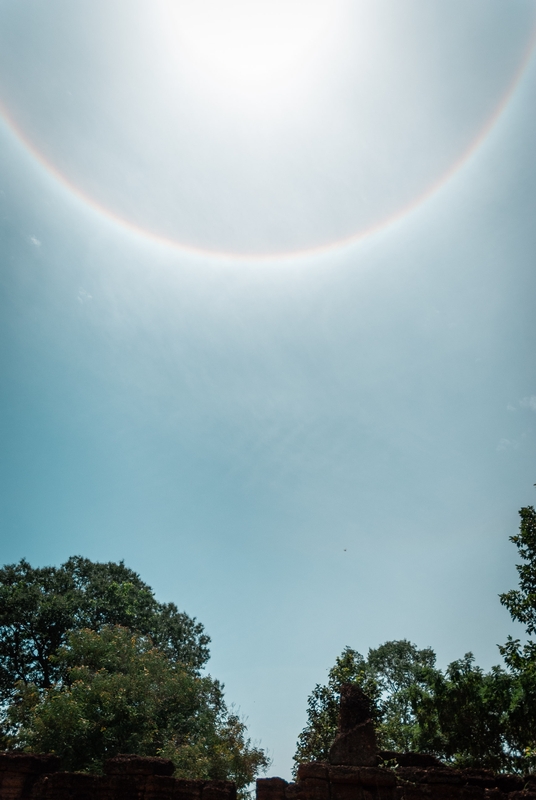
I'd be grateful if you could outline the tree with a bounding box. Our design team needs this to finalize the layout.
[294,502,536,774]
[4,626,269,792]
[411,655,517,771]
[0,556,210,702]
[367,640,437,752]
[294,647,377,767]
[499,505,536,665]
[294,642,522,772]
[497,504,536,771]
[0,557,269,794]
[410,503,536,772]
[293,641,439,771]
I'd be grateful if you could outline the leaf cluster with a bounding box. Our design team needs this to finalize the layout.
[0,558,269,795]
[4,626,269,790]
[293,640,435,770]
[294,503,536,775]
[0,556,209,702]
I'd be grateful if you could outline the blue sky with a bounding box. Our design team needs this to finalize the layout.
[1,0,536,778]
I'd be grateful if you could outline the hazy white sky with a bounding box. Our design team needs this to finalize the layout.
[1,0,535,253]
[1,0,536,779]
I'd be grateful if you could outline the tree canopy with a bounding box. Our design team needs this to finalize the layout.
[4,626,268,786]
[294,502,536,774]
[293,640,439,768]
[0,556,209,701]
[0,557,268,793]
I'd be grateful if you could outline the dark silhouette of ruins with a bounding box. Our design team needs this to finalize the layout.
[0,754,236,800]
[328,684,377,767]
[2,685,536,800]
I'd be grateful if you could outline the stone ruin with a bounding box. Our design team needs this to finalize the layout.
[257,684,536,800]
[0,753,235,800]
[2,685,536,800]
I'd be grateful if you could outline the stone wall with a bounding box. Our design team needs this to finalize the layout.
[2,750,536,800]
[3,685,536,800]
[256,685,536,800]
[0,754,236,800]
[257,760,536,800]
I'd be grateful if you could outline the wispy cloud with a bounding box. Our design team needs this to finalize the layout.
[497,438,519,452]
[77,288,93,304]
[29,235,41,247]
[520,396,536,412]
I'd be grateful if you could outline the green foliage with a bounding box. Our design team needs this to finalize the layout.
[293,647,377,767]
[499,505,536,674]
[294,642,524,773]
[500,506,536,636]
[293,640,437,771]
[412,504,536,772]
[411,655,519,771]
[497,504,536,770]
[367,640,437,752]
[0,557,269,794]
[5,627,269,792]
[294,501,536,774]
[0,556,210,702]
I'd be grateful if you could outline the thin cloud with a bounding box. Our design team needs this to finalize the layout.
[497,438,518,452]
[520,396,536,412]
[29,235,41,247]
[77,288,93,304]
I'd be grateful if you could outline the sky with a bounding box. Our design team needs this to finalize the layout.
[1,0,536,780]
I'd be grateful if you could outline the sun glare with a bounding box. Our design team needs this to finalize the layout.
[164,0,344,104]
[2,0,534,255]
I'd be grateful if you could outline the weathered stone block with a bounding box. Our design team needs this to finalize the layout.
[508,793,536,800]
[330,781,366,800]
[329,722,377,767]
[423,784,463,800]
[105,756,175,777]
[396,784,430,800]
[460,772,496,790]
[495,776,523,794]
[356,768,397,789]
[1,773,30,800]
[202,780,237,800]
[483,788,504,800]
[339,686,373,732]
[460,786,484,800]
[256,777,289,800]
[296,765,329,782]
[102,774,147,800]
[0,754,61,800]
[298,777,330,800]
[379,754,442,770]
[173,778,203,800]
[285,783,301,800]
[144,775,177,800]
[395,769,428,785]
[425,772,463,786]
[32,772,101,800]
[329,766,363,784]
[0,756,60,775]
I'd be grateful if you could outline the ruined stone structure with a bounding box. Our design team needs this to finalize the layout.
[257,755,536,800]
[2,685,536,800]
[328,684,377,768]
[258,684,536,800]
[0,753,236,800]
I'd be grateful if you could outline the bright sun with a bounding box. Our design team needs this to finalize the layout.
[164,0,345,104]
